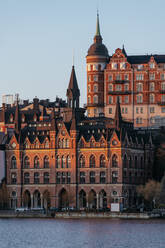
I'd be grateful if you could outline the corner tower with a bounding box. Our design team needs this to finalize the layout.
[86,13,109,117]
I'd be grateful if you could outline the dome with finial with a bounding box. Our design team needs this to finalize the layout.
[87,13,109,57]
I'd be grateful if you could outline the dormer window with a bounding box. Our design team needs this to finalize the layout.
[120,62,126,69]
[112,63,117,69]
[150,63,155,69]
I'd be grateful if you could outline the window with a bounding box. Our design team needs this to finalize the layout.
[124,96,129,104]
[140,107,143,114]
[93,95,98,104]
[24,156,30,169]
[149,83,155,91]
[136,107,139,114]
[88,85,91,93]
[120,62,126,69]
[66,172,71,184]
[161,95,165,102]
[94,84,98,93]
[149,94,155,103]
[116,84,122,91]
[58,139,62,148]
[116,74,121,81]
[56,172,60,184]
[79,155,85,168]
[88,96,91,104]
[94,108,97,115]
[112,154,118,167]
[150,63,155,69]
[61,172,65,184]
[108,96,113,104]
[108,75,113,81]
[44,156,49,168]
[136,117,143,124]
[137,64,143,70]
[123,155,127,168]
[100,155,106,168]
[65,139,69,148]
[11,173,17,184]
[162,107,165,113]
[44,172,49,184]
[66,156,71,168]
[108,84,113,91]
[137,94,143,103]
[135,156,138,169]
[90,171,95,183]
[61,156,65,168]
[161,74,165,80]
[112,171,118,183]
[100,171,106,183]
[129,157,132,168]
[137,83,143,92]
[124,84,129,91]
[124,74,129,81]
[45,140,49,148]
[109,108,112,114]
[80,172,85,184]
[11,156,17,169]
[136,74,143,80]
[161,83,165,90]
[117,96,122,103]
[149,73,155,80]
[93,75,98,82]
[34,156,39,169]
[125,107,128,113]
[56,156,60,168]
[88,75,91,82]
[34,172,39,184]
[24,173,30,184]
[112,63,117,69]
[122,107,124,114]
[89,155,95,168]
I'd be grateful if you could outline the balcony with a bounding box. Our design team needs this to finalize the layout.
[159,90,165,94]
[113,80,130,84]
[87,103,104,107]
[108,90,132,95]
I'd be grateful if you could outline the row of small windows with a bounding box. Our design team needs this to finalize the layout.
[88,95,98,104]
[58,139,69,148]
[11,156,50,169]
[11,172,50,184]
[88,84,98,93]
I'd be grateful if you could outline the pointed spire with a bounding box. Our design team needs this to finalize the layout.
[66,65,80,109]
[96,11,101,36]
[94,11,102,44]
[122,44,127,57]
[114,96,122,131]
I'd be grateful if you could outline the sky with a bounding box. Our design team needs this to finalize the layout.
[0,0,165,106]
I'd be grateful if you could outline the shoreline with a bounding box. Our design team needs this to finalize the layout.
[0,211,163,219]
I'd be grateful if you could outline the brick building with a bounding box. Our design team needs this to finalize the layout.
[0,64,154,210]
[87,14,165,128]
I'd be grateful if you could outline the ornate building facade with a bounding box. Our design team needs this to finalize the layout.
[0,64,154,210]
[87,14,165,128]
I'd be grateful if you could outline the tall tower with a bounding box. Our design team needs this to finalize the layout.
[86,13,109,117]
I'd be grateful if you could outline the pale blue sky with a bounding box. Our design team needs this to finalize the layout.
[0,0,165,105]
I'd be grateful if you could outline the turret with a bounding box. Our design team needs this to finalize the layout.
[66,65,80,109]
[86,13,109,117]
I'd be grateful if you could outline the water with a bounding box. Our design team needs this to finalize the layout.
[0,218,165,248]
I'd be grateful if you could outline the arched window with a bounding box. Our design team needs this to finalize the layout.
[137,83,143,92]
[66,155,71,168]
[61,156,65,168]
[65,139,69,148]
[89,155,95,168]
[112,154,118,167]
[44,172,49,184]
[34,172,40,184]
[80,172,85,184]
[123,154,127,168]
[56,156,60,168]
[90,171,95,183]
[79,155,85,168]
[34,156,40,169]
[112,171,118,183]
[100,155,106,168]
[11,156,17,169]
[44,156,49,168]
[137,94,143,103]
[62,139,65,148]
[24,172,30,184]
[129,156,132,168]
[135,156,138,169]
[149,82,155,91]
[58,139,61,148]
[45,140,49,148]
[35,141,39,149]
[108,83,113,91]
[90,140,95,148]
[11,173,17,184]
[24,156,30,169]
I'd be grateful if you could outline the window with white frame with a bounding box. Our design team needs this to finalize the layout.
[120,62,126,69]
[88,75,91,82]
[112,63,117,69]
[108,96,113,104]
[94,84,98,92]
[108,75,113,81]
[116,84,122,91]
[161,73,165,80]
[124,96,129,104]
[150,107,155,113]
[137,83,143,92]
[136,74,144,80]
[161,95,165,102]
[108,83,113,91]
[93,95,98,104]
[149,63,155,69]
[149,94,155,103]
[137,94,143,103]
[88,85,91,93]
[140,107,143,113]
[161,83,165,90]
[116,74,121,81]
[149,82,155,91]
[93,75,98,82]
[161,107,165,113]
[149,73,155,80]
[88,96,91,104]
[124,84,129,91]
[109,108,112,114]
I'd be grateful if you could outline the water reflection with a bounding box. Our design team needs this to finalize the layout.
[0,219,165,248]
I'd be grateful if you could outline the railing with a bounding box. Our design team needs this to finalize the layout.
[86,103,104,107]
[108,90,132,95]
[113,80,130,84]
[157,101,165,105]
